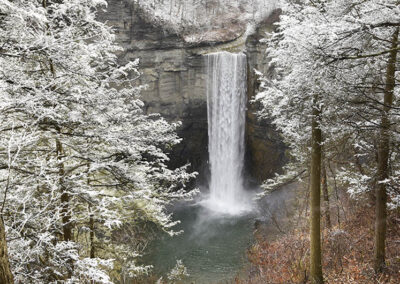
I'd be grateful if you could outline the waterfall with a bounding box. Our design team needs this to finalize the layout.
[203,51,250,215]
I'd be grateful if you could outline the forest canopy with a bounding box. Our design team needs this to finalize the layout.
[0,0,399,283]
[0,0,197,282]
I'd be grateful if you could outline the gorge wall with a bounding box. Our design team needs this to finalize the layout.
[100,0,285,184]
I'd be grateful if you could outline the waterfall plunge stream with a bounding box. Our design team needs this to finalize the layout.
[203,52,252,215]
[145,52,259,283]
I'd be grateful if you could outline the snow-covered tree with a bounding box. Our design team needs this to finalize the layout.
[256,0,400,280]
[0,0,197,282]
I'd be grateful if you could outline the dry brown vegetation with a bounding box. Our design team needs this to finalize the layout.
[238,191,400,284]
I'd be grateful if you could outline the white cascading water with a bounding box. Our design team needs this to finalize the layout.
[203,51,251,215]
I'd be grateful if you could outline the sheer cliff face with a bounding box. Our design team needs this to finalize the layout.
[245,9,287,182]
[100,0,285,183]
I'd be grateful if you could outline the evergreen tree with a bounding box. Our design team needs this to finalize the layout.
[0,0,196,282]
[257,0,400,279]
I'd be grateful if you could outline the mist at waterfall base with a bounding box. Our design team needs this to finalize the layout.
[143,52,258,283]
[144,203,256,283]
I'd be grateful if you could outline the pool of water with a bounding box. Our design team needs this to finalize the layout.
[144,202,256,283]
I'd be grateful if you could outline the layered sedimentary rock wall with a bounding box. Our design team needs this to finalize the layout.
[99,0,285,183]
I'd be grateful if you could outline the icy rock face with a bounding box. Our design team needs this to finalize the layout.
[131,0,278,45]
[99,1,285,182]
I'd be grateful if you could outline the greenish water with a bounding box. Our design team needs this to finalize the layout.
[145,203,256,283]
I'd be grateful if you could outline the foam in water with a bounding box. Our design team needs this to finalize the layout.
[202,51,252,215]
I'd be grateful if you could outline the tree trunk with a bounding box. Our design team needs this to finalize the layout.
[328,163,341,228]
[321,161,331,229]
[89,206,95,259]
[87,166,95,259]
[0,218,13,284]
[310,95,323,283]
[89,214,95,258]
[56,139,73,280]
[374,27,399,273]
[56,139,72,242]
